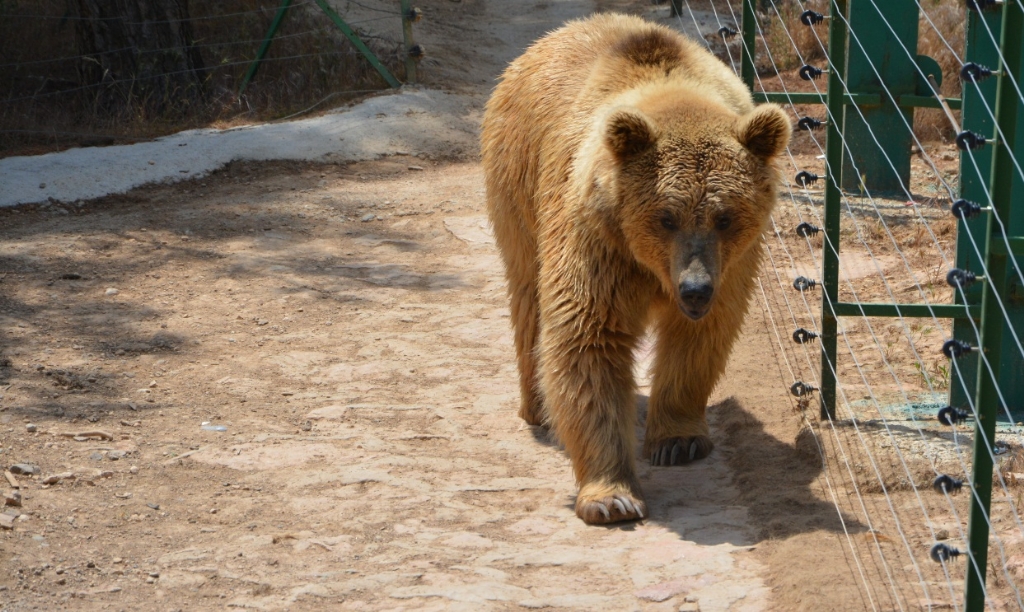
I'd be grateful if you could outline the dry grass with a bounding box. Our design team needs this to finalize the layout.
[755,0,964,143]
[0,0,405,156]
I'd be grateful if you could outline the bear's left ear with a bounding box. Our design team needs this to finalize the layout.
[605,108,659,162]
[736,104,791,159]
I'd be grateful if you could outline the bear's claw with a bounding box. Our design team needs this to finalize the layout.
[649,436,713,466]
[576,494,646,524]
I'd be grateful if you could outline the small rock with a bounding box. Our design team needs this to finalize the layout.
[105,288,119,296]
[25,424,37,433]
[39,183,46,189]
[149,571,159,578]
[361,213,376,222]
[147,503,160,510]
[148,380,157,388]
[678,604,700,612]
[9,464,40,476]
[301,420,312,432]
[129,465,139,474]
[89,452,105,461]
[936,528,950,540]
[0,514,14,529]
[107,450,126,461]
[42,472,74,485]
[4,490,21,507]
[408,165,424,171]
[146,576,156,584]
[210,508,218,514]
[112,557,123,564]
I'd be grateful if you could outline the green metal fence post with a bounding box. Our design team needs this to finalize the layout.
[841,3,919,193]
[740,0,756,91]
[951,7,999,414]
[818,0,849,421]
[312,0,401,88]
[238,0,293,98]
[964,4,1024,609]
[399,0,417,84]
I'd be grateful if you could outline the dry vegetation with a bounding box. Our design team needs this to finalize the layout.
[0,0,406,156]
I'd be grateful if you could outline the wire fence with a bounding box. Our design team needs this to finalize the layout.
[0,0,411,156]
[675,0,1024,609]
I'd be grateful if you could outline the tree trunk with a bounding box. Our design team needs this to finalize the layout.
[70,0,206,117]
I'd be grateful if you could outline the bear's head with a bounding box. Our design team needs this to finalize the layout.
[583,92,790,320]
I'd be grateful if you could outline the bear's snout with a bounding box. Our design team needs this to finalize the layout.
[678,279,714,320]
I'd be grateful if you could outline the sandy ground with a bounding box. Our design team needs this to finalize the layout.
[3,1,1016,611]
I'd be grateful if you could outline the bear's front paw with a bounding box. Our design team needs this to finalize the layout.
[575,482,646,524]
[649,436,713,466]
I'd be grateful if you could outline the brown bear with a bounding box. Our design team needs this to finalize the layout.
[481,13,790,524]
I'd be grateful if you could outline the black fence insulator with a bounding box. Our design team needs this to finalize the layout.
[942,339,974,359]
[799,10,826,26]
[790,381,817,397]
[933,474,964,494]
[930,543,963,563]
[797,116,824,131]
[795,222,821,237]
[956,130,989,151]
[795,171,820,187]
[718,26,738,38]
[799,65,825,81]
[967,0,1001,12]
[792,328,818,344]
[946,268,978,289]
[960,62,994,83]
[793,276,818,291]
[951,198,983,220]
[408,44,426,60]
[937,405,971,426]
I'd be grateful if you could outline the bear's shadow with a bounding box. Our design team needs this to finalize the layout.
[556,394,864,545]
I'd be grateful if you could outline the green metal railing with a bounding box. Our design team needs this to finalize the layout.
[738,1,1024,609]
[238,0,426,97]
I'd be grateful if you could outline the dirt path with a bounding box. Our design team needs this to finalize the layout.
[1,158,778,610]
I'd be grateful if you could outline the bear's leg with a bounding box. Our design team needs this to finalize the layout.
[540,327,647,523]
[644,300,732,466]
[507,273,545,426]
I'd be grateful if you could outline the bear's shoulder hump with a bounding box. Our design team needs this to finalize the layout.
[610,27,685,68]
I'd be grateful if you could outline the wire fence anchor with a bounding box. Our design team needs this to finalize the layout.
[941,339,975,359]
[933,475,965,494]
[937,406,972,426]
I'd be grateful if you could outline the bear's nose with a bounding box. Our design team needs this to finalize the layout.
[679,280,714,316]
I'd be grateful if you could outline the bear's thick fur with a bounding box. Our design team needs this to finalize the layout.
[481,14,790,524]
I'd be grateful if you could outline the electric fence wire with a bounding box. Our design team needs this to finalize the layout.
[684,0,1024,609]
[718,5,969,608]
[676,5,919,609]
[672,3,919,608]
[730,0,1024,605]
[746,1,1024,604]
[1,1,317,25]
[797,3,1024,590]
[0,44,396,107]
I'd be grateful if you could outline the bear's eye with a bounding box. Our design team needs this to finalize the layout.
[715,215,732,232]
[660,213,678,231]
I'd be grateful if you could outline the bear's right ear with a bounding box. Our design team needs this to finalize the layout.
[605,108,658,161]
[736,104,791,160]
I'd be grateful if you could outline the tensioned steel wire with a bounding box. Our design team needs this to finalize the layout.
[670,2,931,608]
[672,0,1024,607]
[751,1,1024,604]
